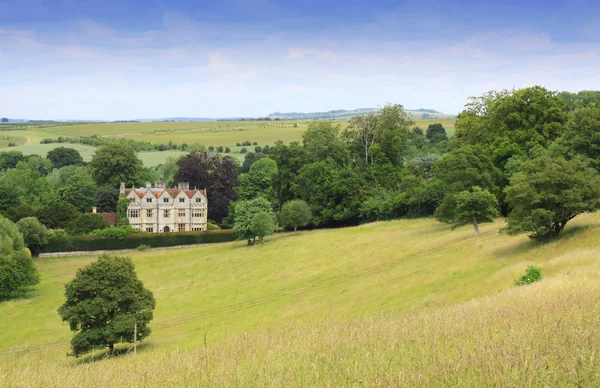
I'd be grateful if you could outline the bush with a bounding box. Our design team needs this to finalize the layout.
[89,225,137,239]
[242,140,252,146]
[216,146,224,152]
[45,229,73,252]
[255,146,262,153]
[225,147,231,153]
[207,222,221,230]
[240,148,248,154]
[137,244,151,251]
[17,217,48,256]
[0,215,39,300]
[515,265,543,285]
[236,143,241,147]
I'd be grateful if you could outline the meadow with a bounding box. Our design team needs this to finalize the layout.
[1,213,599,386]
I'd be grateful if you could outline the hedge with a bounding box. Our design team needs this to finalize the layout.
[43,229,237,253]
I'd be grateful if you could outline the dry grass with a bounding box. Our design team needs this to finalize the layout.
[1,213,599,386]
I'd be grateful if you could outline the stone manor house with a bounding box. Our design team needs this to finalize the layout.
[120,181,208,233]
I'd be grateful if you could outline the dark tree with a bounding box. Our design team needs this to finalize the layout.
[426,123,448,143]
[270,142,307,208]
[46,147,84,169]
[57,255,155,357]
[0,118,8,123]
[240,152,265,173]
[68,213,109,236]
[173,152,238,222]
[0,150,26,170]
[94,186,120,212]
[36,201,81,229]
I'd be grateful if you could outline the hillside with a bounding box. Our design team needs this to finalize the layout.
[268,108,456,120]
[2,213,600,385]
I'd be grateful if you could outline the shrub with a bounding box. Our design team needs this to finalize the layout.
[242,140,252,146]
[0,215,39,300]
[207,222,221,230]
[255,146,262,154]
[89,225,137,240]
[225,147,231,153]
[252,141,258,145]
[236,143,241,147]
[240,148,248,154]
[45,229,73,252]
[137,244,151,251]
[216,146,224,152]
[515,265,543,285]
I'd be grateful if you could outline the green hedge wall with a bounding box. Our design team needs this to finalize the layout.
[43,230,237,253]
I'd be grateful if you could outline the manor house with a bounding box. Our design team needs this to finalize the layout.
[120,181,208,233]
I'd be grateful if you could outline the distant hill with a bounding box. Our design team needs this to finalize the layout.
[268,108,455,120]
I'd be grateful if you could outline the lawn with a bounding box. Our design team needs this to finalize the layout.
[1,213,600,385]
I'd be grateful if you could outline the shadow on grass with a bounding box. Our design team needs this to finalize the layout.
[493,224,593,259]
[74,342,153,365]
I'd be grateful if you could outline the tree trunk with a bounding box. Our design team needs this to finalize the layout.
[294,226,297,232]
[472,216,479,236]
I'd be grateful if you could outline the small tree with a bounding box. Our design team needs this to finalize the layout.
[505,156,600,241]
[453,187,499,235]
[280,200,312,232]
[46,147,84,169]
[1,118,8,123]
[57,255,155,357]
[251,211,275,243]
[234,197,276,245]
[17,217,48,256]
[68,213,109,235]
[426,123,448,143]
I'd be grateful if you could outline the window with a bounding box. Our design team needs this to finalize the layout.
[195,198,202,203]
[192,227,203,232]
[179,198,185,203]
[128,209,140,218]
[178,209,186,217]
[192,210,203,218]
[163,209,170,218]
[146,209,153,217]
[145,227,154,233]
[163,198,169,203]
[146,198,152,203]
[178,223,186,232]
[130,198,135,204]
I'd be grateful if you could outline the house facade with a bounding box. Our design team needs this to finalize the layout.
[120,181,208,233]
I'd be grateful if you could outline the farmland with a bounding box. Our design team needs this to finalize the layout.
[0,118,456,167]
[1,213,600,385]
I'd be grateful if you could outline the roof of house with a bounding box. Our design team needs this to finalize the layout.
[124,188,207,199]
[98,212,118,226]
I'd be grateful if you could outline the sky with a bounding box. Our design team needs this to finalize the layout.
[0,0,599,120]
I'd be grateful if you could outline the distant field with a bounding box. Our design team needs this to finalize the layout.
[1,213,600,385]
[7,143,98,161]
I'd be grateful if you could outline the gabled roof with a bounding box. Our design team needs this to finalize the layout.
[123,187,207,200]
[98,213,118,226]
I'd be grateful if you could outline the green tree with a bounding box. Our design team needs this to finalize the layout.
[0,150,26,170]
[49,165,97,213]
[68,214,110,236]
[57,255,155,357]
[302,121,349,166]
[550,107,600,171]
[234,197,276,245]
[505,156,600,241]
[46,147,84,169]
[36,201,81,229]
[236,158,278,201]
[250,211,275,243]
[0,215,39,300]
[279,200,312,232]
[94,186,120,213]
[17,217,48,256]
[453,187,499,235]
[89,144,142,187]
[426,123,448,143]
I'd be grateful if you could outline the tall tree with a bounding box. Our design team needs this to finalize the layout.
[302,121,349,166]
[347,113,378,165]
[0,216,39,300]
[89,144,142,187]
[550,107,600,171]
[173,152,238,222]
[236,158,278,201]
[49,165,97,213]
[426,123,448,143]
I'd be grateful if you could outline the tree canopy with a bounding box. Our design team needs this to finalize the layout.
[89,144,142,187]
[453,187,499,235]
[0,215,39,300]
[57,255,155,357]
[46,147,84,169]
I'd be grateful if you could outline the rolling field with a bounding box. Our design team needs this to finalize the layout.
[1,213,600,386]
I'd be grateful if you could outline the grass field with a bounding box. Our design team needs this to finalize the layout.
[1,213,600,386]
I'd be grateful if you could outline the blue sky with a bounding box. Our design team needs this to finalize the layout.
[1,0,599,120]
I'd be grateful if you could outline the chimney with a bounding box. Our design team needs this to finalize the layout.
[146,181,152,189]
[120,182,125,195]
[155,180,164,188]
[177,182,190,190]
[92,207,97,214]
